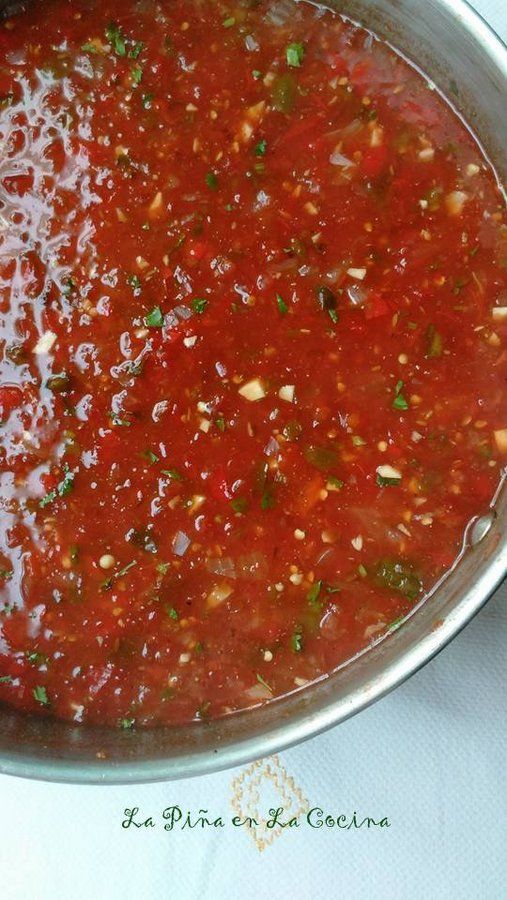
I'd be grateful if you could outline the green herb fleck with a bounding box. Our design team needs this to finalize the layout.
[143,449,159,465]
[291,630,303,652]
[205,171,218,190]
[373,559,422,600]
[119,717,135,730]
[230,496,248,514]
[327,476,344,490]
[256,673,273,693]
[131,64,143,85]
[392,379,409,411]
[105,22,127,57]
[39,465,75,508]
[260,487,275,510]
[145,306,164,328]
[161,468,183,481]
[33,685,49,706]
[165,605,179,620]
[127,273,141,292]
[276,293,288,315]
[129,41,144,60]
[426,324,443,358]
[191,297,208,314]
[254,139,267,157]
[307,580,322,606]
[286,42,305,68]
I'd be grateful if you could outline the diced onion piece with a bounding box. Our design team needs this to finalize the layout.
[370,126,383,147]
[278,384,295,402]
[418,147,434,162]
[246,100,265,121]
[377,464,402,481]
[347,267,367,280]
[347,284,368,307]
[493,429,507,453]
[329,149,354,167]
[492,307,507,321]
[245,683,271,700]
[172,530,190,557]
[445,190,468,216]
[206,556,236,578]
[148,191,164,219]
[238,378,266,401]
[466,163,480,176]
[33,331,57,355]
[207,583,233,608]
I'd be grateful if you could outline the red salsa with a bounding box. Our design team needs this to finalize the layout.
[0,0,505,727]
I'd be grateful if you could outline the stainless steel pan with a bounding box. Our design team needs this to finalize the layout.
[0,0,505,783]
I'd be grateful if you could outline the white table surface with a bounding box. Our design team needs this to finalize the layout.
[0,3,505,899]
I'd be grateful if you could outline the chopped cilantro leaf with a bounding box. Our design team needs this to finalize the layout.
[205,171,218,190]
[165,605,179,620]
[254,139,267,156]
[33,685,49,706]
[392,379,409,411]
[286,42,305,68]
[276,293,288,315]
[127,273,141,291]
[256,672,273,693]
[161,468,183,481]
[191,297,208,314]
[39,465,75,509]
[291,630,303,652]
[119,717,135,730]
[145,306,164,328]
[307,580,322,605]
[129,41,144,60]
[143,449,159,465]
[131,64,143,85]
[105,22,127,57]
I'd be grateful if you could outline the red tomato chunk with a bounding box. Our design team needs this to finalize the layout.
[0,0,505,727]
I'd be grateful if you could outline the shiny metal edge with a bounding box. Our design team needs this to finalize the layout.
[0,0,505,783]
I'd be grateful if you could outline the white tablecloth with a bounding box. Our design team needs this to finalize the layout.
[0,3,505,898]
